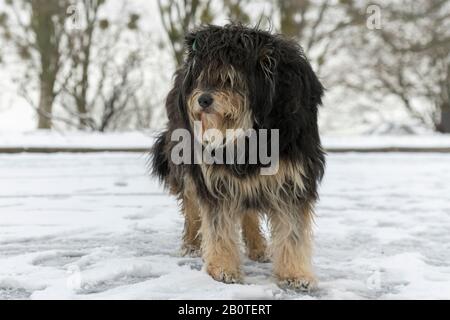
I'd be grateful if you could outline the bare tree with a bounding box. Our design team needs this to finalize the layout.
[223,0,250,23]
[59,1,150,131]
[275,0,366,74]
[343,1,450,132]
[1,0,153,131]
[0,0,69,129]
[65,0,104,129]
[157,0,214,67]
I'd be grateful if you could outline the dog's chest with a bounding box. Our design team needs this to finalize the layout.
[199,161,307,210]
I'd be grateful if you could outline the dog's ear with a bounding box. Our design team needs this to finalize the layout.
[164,69,192,133]
[268,41,324,151]
[286,47,324,113]
[248,44,277,128]
[164,32,202,132]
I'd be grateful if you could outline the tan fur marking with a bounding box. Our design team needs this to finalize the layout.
[181,179,202,256]
[199,204,242,283]
[242,213,268,262]
[270,205,316,291]
[201,159,306,212]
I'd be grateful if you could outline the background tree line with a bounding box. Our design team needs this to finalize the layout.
[0,0,449,133]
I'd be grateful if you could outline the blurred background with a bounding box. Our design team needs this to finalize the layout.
[0,0,449,136]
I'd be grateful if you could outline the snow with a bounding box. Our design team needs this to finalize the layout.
[2,131,450,151]
[1,151,449,300]
[0,131,154,149]
[323,135,450,149]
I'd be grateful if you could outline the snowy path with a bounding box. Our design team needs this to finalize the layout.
[0,152,449,299]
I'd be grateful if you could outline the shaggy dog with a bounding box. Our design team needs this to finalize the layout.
[151,24,325,291]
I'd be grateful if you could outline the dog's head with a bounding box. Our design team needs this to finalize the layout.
[170,24,324,154]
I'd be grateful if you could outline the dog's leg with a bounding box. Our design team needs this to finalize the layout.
[270,203,317,291]
[242,213,268,262]
[200,204,241,283]
[181,187,202,257]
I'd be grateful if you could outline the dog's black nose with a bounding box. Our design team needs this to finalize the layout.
[198,93,213,109]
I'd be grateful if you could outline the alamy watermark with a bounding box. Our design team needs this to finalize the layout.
[66,3,82,30]
[366,5,382,30]
[366,267,382,291]
[170,121,280,176]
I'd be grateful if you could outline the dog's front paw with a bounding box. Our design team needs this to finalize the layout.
[278,275,317,292]
[206,264,242,284]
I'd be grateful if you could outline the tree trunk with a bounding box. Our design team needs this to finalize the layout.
[278,0,306,39]
[76,28,92,130]
[76,76,89,130]
[31,0,64,130]
[37,74,55,129]
[437,101,450,133]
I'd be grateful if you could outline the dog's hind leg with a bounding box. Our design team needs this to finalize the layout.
[242,212,268,262]
[200,204,242,283]
[181,186,202,257]
[270,203,317,292]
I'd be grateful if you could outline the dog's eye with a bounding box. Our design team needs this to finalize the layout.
[226,77,238,88]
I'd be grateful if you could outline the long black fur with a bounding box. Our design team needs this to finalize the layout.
[151,24,325,208]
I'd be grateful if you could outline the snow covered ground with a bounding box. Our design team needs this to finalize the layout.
[0,151,450,300]
[0,131,153,150]
[2,130,450,151]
